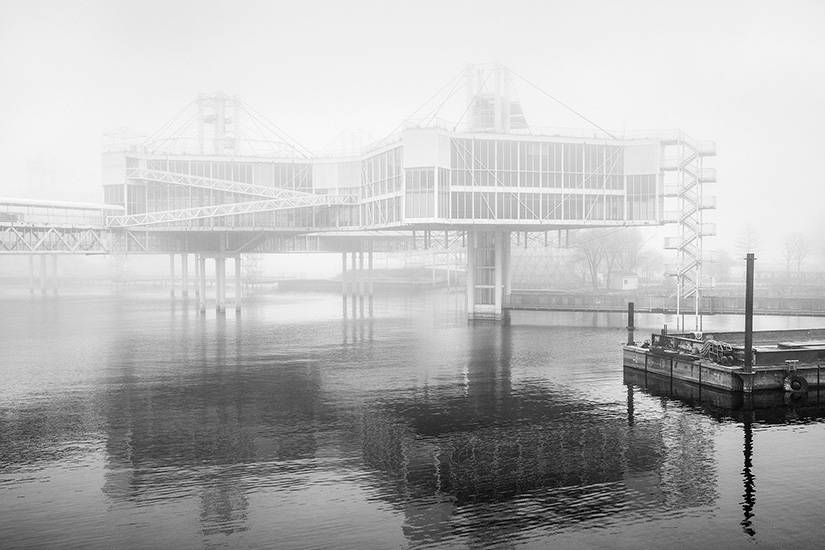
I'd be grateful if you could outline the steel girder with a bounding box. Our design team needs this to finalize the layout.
[106,193,358,228]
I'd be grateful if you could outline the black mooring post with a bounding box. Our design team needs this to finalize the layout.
[744,253,755,372]
[627,301,635,345]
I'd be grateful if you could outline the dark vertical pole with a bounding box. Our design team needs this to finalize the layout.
[626,301,635,345]
[744,253,755,372]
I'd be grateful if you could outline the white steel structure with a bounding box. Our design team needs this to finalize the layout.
[663,135,717,331]
[2,64,716,320]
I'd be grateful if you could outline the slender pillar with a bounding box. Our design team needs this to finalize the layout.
[198,255,207,313]
[40,255,47,294]
[358,252,365,296]
[180,253,189,297]
[351,252,357,298]
[466,230,475,319]
[51,255,58,295]
[235,255,242,312]
[368,249,374,297]
[215,256,226,313]
[28,255,34,294]
[194,253,200,298]
[341,252,348,314]
[169,253,176,297]
[744,253,755,372]
[351,252,357,318]
[341,252,348,294]
[627,302,636,345]
[503,231,512,298]
[494,231,503,318]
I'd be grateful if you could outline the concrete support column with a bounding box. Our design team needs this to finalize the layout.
[368,249,374,298]
[198,255,207,313]
[194,254,200,299]
[341,252,348,314]
[494,231,503,317]
[466,230,475,319]
[51,255,58,295]
[350,251,357,317]
[40,255,47,295]
[28,255,34,294]
[358,252,365,296]
[215,256,226,313]
[341,252,348,295]
[351,252,357,298]
[502,230,512,300]
[180,253,189,297]
[169,253,176,297]
[235,255,242,312]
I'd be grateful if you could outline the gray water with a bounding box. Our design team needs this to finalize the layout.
[2,288,825,549]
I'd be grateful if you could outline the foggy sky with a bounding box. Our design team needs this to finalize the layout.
[1,0,824,260]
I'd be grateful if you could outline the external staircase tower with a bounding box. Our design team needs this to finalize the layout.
[663,133,717,331]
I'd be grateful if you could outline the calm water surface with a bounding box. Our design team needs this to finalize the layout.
[2,288,825,549]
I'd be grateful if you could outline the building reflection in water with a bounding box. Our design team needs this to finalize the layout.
[357,325,719,546]
[100,318,328,539]
[15,300,816,547]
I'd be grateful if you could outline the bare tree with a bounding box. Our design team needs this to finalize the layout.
[572,228,653,289]
[570,229,608,288]
[779,232,811,276]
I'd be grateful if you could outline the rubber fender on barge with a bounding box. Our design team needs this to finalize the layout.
[784,374,809,393]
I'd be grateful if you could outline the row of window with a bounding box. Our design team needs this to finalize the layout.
[452,139,625,176]
[448,192,632,221]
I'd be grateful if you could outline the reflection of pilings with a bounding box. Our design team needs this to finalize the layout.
[169,253,176,297]
[181,253,189,297]
[28,255,34,294]
[627,383,634,427]
[741,414,756,537]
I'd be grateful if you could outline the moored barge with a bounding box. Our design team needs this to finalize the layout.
[623,328,825,393]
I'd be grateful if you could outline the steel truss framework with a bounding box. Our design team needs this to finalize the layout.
[0,223,453,255]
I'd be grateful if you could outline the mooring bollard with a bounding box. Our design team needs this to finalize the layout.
[627,301,635,346]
